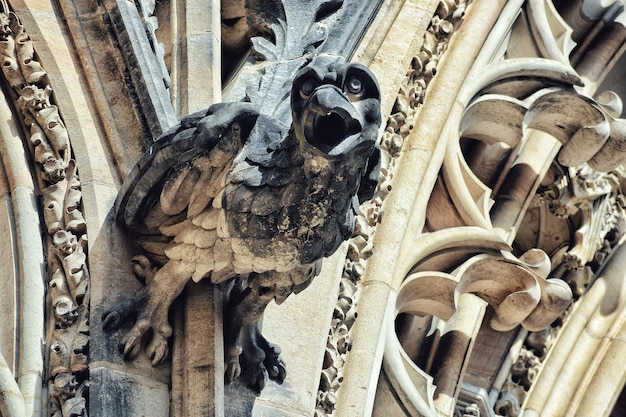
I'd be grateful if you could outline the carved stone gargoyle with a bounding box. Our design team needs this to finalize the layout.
[103,54,382,391]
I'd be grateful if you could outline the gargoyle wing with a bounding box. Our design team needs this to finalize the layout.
[115,102,260,236]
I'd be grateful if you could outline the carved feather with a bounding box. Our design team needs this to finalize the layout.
[116,55,382,290]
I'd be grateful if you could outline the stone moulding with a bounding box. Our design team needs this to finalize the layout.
[0,352,24,416]
[0,3,90,416]
[100,0,177,139]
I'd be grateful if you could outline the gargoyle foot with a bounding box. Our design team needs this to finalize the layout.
[146,328,171,365]
[103,260,193,364]
[223,276,288,391]
[261,339,286,384]
[239,322,286,392]
[109,299,173,364]
[131,255,158,284]
[101,289,163,361]
[119,317,148,359]
[101,289,148,331]
[225,344,243,384]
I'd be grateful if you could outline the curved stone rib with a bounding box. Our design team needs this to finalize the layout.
[526,0,575,65]
[455,249,572,332]
[459,57,582,102]
[383,310,438,417]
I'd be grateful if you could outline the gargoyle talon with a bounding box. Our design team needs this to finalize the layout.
[121,319,150,359]
[225,360,241,384]
[101,291,148,331]
[121,336,142,360]
[250,366,269,393]
[147,334,169,366]
[264,348,286,384]
[131,255,158,284]
[267,362,286,383]
[101,310,121,330]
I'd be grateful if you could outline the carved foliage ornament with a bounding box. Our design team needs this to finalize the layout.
[0,3,89,416]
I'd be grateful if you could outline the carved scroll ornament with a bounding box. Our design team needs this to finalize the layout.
[333,0,626,415]
[439,2,626,415]
[379,225,572,416]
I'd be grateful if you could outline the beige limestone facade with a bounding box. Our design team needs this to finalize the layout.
[1,0,626,416]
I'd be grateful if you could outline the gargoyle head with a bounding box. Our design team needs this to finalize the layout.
[291,54,381,158]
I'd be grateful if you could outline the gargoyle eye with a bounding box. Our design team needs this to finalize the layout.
[346,77,362,95]
[300,79,317,98]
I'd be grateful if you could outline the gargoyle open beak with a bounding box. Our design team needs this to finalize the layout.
[303,86,363,155]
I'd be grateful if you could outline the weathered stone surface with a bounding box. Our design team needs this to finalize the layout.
[170,280,224,417]
[90,367,170,417]
[3,1,626,417]
[101,0,177,139]
[105,54,382,394]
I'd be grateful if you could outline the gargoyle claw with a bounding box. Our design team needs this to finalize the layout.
[101,310,122,329]
[225,360,241,384]
[101,291,147,331]
[225,340,243,384]
[229,323,288,390]
[121,337,142,360]
[147,333,170,366]
[121,325,145,360]
[257,334,286,384]
[123,317,158,358]
[131,255,158,284]
[265,356,286,384]
[250,366,269,393]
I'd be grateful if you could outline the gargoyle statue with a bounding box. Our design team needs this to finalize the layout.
[103,54,382,391]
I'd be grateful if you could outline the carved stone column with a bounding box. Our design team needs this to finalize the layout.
[0,85,42,417]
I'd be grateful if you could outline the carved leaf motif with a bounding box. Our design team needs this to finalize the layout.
[13,22,46,84]
[251,35,279,62]
[303,22,328,50]
[243,0,345,115]
[0,14,25,88]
